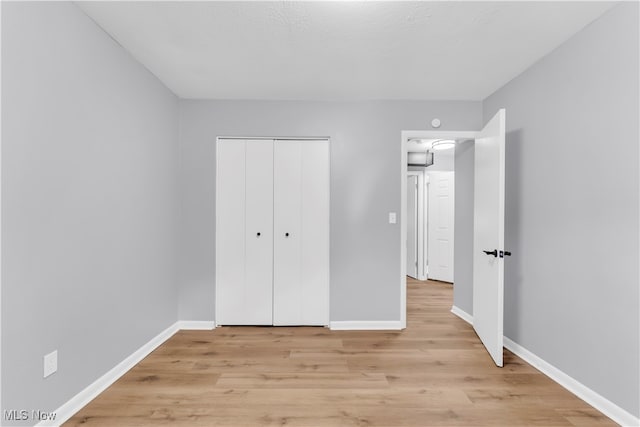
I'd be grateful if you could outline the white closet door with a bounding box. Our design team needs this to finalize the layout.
[216,139,273,325]
[273,140,329,326]
[244,140,274,324]
[216,139,247,325]
[300,141,330,325]
[273,142,303,325]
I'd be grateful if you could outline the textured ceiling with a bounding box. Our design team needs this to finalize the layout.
[78,1,616,100]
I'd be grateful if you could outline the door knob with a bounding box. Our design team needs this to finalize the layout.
[256,232,261,237]
[483,249,498,257]
[500,250,511,258]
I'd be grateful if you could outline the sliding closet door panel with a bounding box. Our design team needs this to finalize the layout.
[244,140,274,324]
[273,141,303,325]
[216,139,247,325]
[300,141,330,325]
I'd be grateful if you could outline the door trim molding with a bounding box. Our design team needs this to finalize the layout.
[449,306,639,427]
[217,136,331,141]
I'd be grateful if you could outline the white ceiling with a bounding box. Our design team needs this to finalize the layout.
[78,1,616,100]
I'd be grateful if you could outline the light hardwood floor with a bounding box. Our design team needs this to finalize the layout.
[65,278,615,426]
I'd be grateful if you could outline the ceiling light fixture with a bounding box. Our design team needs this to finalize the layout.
[431,139,456,151]
[408,138,430,145]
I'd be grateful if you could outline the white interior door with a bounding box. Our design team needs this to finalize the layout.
[244,140,274,324]
[216,139,273,325]
[427,171,455,282]
[273,140,329,326]
[299,141,330,325]
[406,175,418,279]
[216,139,245,325]
[273,141,303,325]
[473,109,506,367]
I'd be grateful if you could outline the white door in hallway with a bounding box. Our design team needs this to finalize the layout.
[406,175,418,279]
[427,171,455,283]
[473,109,506,367]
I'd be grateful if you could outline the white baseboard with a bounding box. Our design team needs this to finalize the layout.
[450,305,473,325]
[39,320,217,427]
[329,320,402,330]
[449,305,639,427]
[503,337,639,427]
[37,322,180,427]
[176,320,216,330]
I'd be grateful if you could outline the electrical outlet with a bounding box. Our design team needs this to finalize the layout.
[43,350,57,378]
[389,212,397,224]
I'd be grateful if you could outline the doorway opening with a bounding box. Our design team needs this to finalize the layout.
[400,109,507,367]
[406,139,456,283]
[400,130,476,331]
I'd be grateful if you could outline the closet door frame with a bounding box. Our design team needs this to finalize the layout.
[215,136,331,327]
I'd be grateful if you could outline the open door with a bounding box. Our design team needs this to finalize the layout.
[473,109,506,367]
[406,175,418,279]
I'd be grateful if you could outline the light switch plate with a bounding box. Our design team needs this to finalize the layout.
[389,212,397,224]
[44,350,57,378]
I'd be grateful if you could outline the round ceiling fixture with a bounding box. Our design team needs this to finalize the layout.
[431,139,455,151]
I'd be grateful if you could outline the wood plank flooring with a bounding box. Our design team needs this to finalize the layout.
[65,279,615,426]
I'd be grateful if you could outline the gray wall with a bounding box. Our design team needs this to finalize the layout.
[178,100,482,321]
[5,0,636,422]
[482,3,639,417]
[453,141,474,314]
[2,2,179,422]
